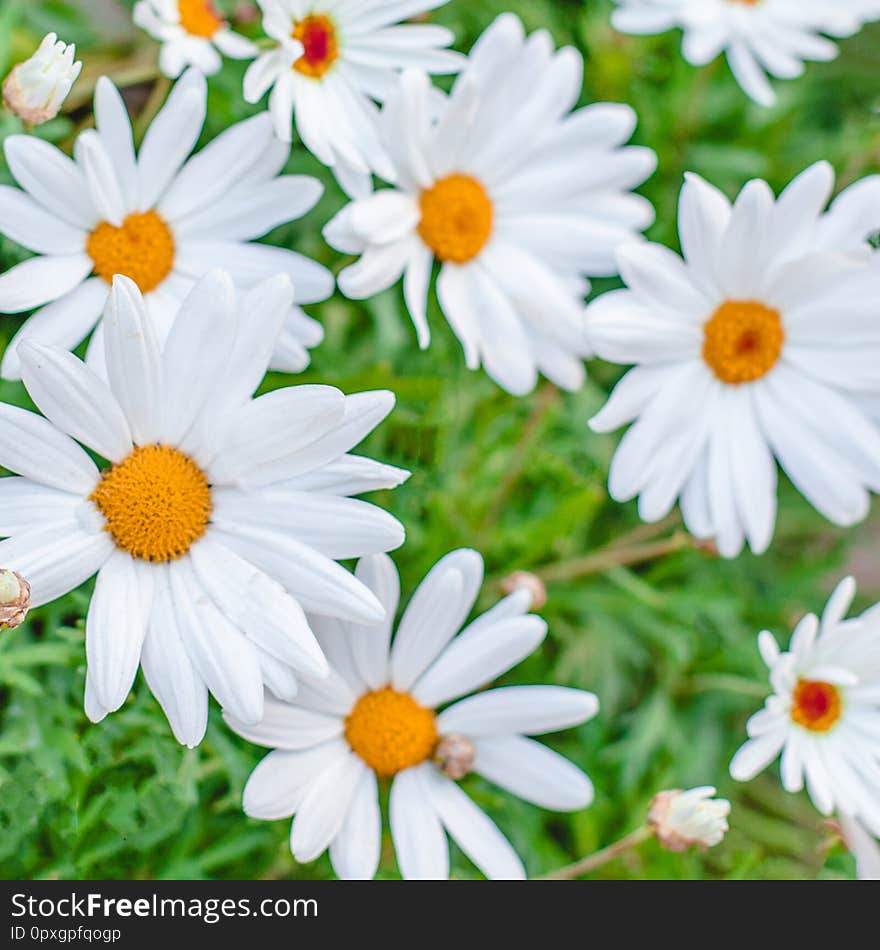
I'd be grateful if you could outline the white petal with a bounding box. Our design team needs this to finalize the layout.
[190,534,328,678]
[223,694,342,750]
[168,558,264,724]
[438,685,598,736]
[103,276,164,445]
[390,553,483,690]
[424,768,526,880]
[0,523,113,608]
[19,343,133,463]
[140,563,208,747]
[473,734,594,811]
[160,270,237,446]
[86,551,152,711]
[329,769,382,880]
[290,751,365,863]
[390,766,449,880]
[412,615,547,708]
[349,553,399,690]
[0,402,99,493]
[137,68,206,210]
[243,741,348,820]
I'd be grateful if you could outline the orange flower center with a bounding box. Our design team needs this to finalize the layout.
[702,300,784,384]
[90,445,213,562]
[344,687,438,779]
[87,211,175,295]
[418,174,494,264]
[292,15,339,78]
[178,0,224,38]
[791,679,843,733]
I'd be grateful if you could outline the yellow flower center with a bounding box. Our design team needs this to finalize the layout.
[90,445,213,563]
[791,679,843,733]
[292,15,339,78]
[702,300,784,384]
[178,0,224,38]
[418,174,494,264]
[344,687,438,779]
[87,211,176,295]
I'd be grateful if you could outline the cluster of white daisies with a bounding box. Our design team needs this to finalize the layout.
[0,0,878,880]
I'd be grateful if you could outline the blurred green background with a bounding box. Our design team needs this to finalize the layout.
[1,0,879,880]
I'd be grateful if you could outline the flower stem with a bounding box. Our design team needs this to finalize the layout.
[540,826,654,881]
[535,531,693,585]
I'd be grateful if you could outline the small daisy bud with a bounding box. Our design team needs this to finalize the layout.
[648,787,730,852]
[2,33,82,125]
[434,733,476,780]
[501,570,547,610]
[0,570,31,630]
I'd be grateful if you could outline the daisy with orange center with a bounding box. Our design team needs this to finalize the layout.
[243,0,462,196]
[226,549,599,880]
[0,69,334,382]
[325,14,658,395]
[731,577,880,837]
[134,0,257,78]
[610,0,877,106]
[587,162,880,558]
[0,270,410,747]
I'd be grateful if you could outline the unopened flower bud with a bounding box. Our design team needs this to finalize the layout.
[434,733,475,780]
[648,787,730,852]
[2,33,82,125]
[501,570,547,610]
[0,570,30,630]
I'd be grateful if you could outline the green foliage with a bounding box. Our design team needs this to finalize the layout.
[1,0,876,880]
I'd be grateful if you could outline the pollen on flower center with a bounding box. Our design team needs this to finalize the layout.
[702,300,784,384]
[178,0,224,38]
[90,445,213,563]
[292,15,339,78]
[791,679,843,733]
[418,174,494,264]
[87,211,175,295]
[344,687,438,779]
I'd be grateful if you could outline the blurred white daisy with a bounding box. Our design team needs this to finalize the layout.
[2,32,82,125]
[610,0,878,107]
[587,163,880,557]
[134,0,258,77]
[244,0,462,196]
[648,786,730,851]
[730,577,880,836]
[227,549,598,880]
[0,271,409,747]
[840,816,880,880]
[0,68,333,381]
[324,13,657,395]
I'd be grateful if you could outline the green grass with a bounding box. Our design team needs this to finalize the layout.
[1,0,878,880]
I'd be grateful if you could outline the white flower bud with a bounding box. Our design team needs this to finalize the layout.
[648,787,730,852]
[501,570,547,610]
[0,569,30,630]
[2,33,82,125]
[434,733,476,780]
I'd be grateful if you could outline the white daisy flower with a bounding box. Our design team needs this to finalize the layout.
[0,270,409,747]
[648,786,731,851]
[134,0,258,78]
[324,13,657,396]
[243,0,463,196]
[2,32,82,126]
[0,68,333,382]
[730,577,880,836]
[840,816,880,880]
[587,163,880,557]
[226,549,598,880]
[610,0,877,107]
